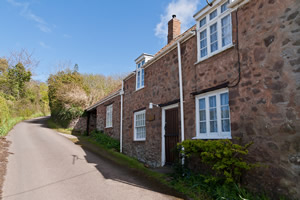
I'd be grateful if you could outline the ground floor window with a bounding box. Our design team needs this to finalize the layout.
[106,104,113,128]
[134,110,146,141]
[195,88,231,139]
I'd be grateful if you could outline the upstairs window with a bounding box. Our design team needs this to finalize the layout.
[106,104,113,128]
[197,0,232,61]
[136,60,145,90]
[195,88,231,139]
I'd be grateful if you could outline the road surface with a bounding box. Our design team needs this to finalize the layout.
[3,117,182,200]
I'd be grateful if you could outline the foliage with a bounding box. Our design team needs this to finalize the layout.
[0,95,9,126]
[170,168,270,200]
[90,130,120,151]
[179,139,256,184]
[48,69,89,125]
[6,63,32,99]
[82,73,122,106]
[0,113,44,137]
[0,52,49,137]
[48,69,122,126]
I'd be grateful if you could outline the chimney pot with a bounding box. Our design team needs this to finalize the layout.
[172,14,176,18]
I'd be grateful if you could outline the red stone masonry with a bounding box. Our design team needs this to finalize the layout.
[87,0,300,198]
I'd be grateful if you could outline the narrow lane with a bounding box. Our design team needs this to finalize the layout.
[3,117,182,200]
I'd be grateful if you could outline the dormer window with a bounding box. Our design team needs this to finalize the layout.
[195,0,232,62]
[135,53,153,91]
[136,60,145,90]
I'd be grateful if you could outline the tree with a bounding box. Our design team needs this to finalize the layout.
[0,58,8,73]
[7,63,32,99]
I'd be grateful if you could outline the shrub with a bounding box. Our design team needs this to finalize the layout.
[0,95,9,125]
[90,130,120,151]
[179,139,256,183]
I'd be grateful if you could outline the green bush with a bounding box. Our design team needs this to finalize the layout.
[0,95,9,125]
[179,139,256,183]
[90,130,120,151]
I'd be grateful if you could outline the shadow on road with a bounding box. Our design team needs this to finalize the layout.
[26,117,185,199]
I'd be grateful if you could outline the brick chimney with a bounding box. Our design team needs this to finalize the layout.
[167,15,181,44]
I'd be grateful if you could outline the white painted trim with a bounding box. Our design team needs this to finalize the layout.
[161,103,179,166]
[228,0,250,10]
[105,104,113,128]
[133,110,146,141]
[196,1,233,62]
[120,81,124,153]
[195,88,231,139]
[177,42,185,144]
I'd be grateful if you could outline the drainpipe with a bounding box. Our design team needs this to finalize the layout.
[120,80,124,153]
[177,41,185,144]
[177,31,195,164]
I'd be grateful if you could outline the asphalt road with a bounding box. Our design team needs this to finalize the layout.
[3,117,182,200]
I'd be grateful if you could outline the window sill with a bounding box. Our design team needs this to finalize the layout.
[194,44,234,65]
[135,86,145,92]
[192,135,232,140]
[105,126,113,129]
[133,139,146,142]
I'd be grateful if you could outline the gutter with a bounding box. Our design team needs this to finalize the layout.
[120,80,124,153]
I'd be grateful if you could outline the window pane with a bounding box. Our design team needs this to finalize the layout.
[200,30,207,40]
[141,69,144,86]
[200,122,206,133]
[222,15,232,47]
[200,30,207,58]
[221,106,229,118]
[209,9,217,20]
[201,48,208,57]
[142,60,145,65]
[210,121,218,132]
[209,96,216,107]
[210,108,217,120]
[210,23,218,52]
[200,110,206,121]
[137,71,140,88]
[138,63,141,68]
[220,93,229,105]
[199,98,205,109]
[221,1,229,13]
[222,119,230,132]
[200,17,206,27]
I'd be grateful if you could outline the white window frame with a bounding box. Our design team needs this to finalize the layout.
[196,0,233,62]
[106,104,113,128]
[194,88,231,139]
[134,110,146,141]
[136,60,145,90]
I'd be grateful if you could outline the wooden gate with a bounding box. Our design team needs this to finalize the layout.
[165,107,179,164]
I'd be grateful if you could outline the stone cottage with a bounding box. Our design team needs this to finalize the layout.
[86,0,300,198]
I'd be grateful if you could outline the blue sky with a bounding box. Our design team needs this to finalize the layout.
[0,0,206,82]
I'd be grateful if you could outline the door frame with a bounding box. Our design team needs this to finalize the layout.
[161,103,179,166]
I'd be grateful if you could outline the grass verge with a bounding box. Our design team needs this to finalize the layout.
[0,112,46,137]
[46,118,74,135]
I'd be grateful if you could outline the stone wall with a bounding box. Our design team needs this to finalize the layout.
[68,116,87,134]
[96,95,121,140]
[182,0,300,198]
[98,0,299,198]
[123,46,183,167]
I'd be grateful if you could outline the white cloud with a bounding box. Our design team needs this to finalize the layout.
[63,34,72,38]
[155,0,200,40]
[39,41,50,49]
[6,0,51,33]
